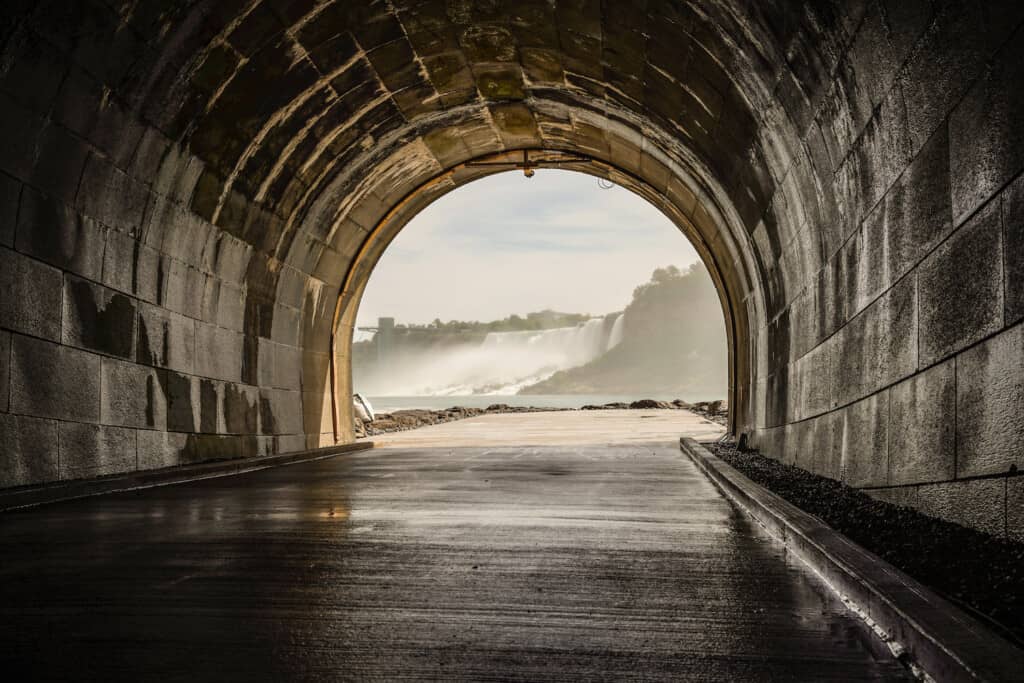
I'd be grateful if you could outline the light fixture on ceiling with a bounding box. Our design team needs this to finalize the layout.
[466,149,595,178]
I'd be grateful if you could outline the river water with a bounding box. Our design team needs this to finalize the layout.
[365,393,717,413]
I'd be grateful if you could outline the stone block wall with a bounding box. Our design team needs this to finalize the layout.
[0,16,335,488]
[748,4,1024,541]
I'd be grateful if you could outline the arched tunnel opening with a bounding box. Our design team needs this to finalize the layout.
[339,162,734,431]
[0,0,1021,545]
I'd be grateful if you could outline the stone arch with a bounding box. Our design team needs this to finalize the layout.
[326,148,758,440]
[0,1,1020,538]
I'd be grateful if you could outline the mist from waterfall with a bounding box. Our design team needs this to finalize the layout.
[359,314,625,396]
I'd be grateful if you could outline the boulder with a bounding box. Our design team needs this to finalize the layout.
[629,399,670,409]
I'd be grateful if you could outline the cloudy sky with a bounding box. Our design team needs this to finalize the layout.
[355,170,701,327]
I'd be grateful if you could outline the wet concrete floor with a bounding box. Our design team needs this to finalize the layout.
[0,414,909,680]
[370,408,727,447]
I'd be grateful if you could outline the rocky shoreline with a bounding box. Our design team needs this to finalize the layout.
[357,398,728,437]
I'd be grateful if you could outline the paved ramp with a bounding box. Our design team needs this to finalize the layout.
[0,413,908,679]
[371,407,727,447]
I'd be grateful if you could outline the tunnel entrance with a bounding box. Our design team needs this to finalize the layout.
[340,166,731,429]
[326,148,754,444]
[0,1,1020,539]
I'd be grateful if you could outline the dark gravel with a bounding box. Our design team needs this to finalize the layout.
[708,442,1024,644]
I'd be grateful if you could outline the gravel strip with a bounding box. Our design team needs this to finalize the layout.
[708,442,1024,644]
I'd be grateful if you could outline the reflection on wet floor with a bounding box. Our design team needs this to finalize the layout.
[0,441,909,680]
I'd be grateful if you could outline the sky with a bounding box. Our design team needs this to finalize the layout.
[355,169,701,328]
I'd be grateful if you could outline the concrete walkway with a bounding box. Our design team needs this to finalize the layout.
[371,407,727,447]
[0,413,907,680]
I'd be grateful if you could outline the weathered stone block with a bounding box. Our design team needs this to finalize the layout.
[198,378,223,434]
[949,41,1024,225]
[194,321,243,383]
[137,302,195,374]
[840,391,889,487]
[853,204,890,314]
[0,413,58,487]
[57,422,136,480]
[0,93,43,180]
[301,390,334,436]
[794,340,832,420]
[129,127,170,182]
[100,358,166,429]
[0,330,9,413]
[162,370,198,433]
[777,421,800,466]
[257,338,275,387]
[182,434,248,463]
[277,434,307,454]
[898,4,988,153]
[833,275,917,405]
[866,276,918,391]
[75,153,149,235]
[270,303,301,347]
[815,253,848,341]
[865,485,919,510]
[918,201,1003,366]
[272,265,308,311]
[252,435,276,457]
[1004,172,1024,325]
[88,97,147,172]
[31,122,90,204]
[786,289,817,361]
[802,411,841,480]
[889,127,952,274]
[16,187,105,280]
[0,171,21,247]
[273,343,302,390]
[888,360,955,484]
[0,246,63,340]
[223,382,258,434]
[51,65,102,139]
[62,275,137,359]
[137,430,188,471]
[261,388,303,435]
[214,280,245,332]
[10,334,100,422]
[1008,478,1024,543]
[0,25,69,113]
[956,323,1024,477]
[159,257,205,320]
[102,229,160,303]
[153,145,203,207]
[857,128,952,309]
[916,478,1006,538]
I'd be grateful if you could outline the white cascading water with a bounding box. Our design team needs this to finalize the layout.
[606,312,625,351]
[381,313,625,396]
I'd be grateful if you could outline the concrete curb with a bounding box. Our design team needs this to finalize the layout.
[680,437,1023,682]
[0,441,375,512]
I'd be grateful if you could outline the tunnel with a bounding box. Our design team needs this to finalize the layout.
[0,0,1021,541]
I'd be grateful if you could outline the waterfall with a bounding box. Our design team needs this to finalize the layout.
[369,314,625,396]
[607,312,625,351]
